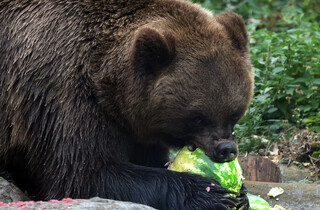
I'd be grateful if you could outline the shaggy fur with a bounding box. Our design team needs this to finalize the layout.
[0,0,253,209]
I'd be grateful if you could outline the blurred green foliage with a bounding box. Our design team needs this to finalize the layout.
[191,0,320,152]
[191,0,320,23]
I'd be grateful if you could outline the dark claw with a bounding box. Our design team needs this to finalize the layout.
[237,204,248,210]
[221,195,239,208]
[236,195,250,210]
[236,185,250,210]
[223,195,239,203]
[240,184,248,194]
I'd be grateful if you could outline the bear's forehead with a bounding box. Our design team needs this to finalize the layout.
[152,60,251,113]
[152,4,227,49]
[167,22,227,51]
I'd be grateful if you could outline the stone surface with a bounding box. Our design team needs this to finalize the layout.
[0,177,29,202]
[278,164,311,182]
[2,176,320,209]
[0,177,154,209]
[0,197,156,209]
[245,180,320,209]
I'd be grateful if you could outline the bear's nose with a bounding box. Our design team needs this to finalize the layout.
[213,141,238,163]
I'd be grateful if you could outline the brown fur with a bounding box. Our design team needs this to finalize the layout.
[0,0,253,209]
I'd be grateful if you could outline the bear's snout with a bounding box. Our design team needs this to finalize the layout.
[212,141,238,163]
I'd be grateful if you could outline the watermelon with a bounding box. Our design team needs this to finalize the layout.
[168,146,271,209]
[168,146,243,192]
[247,193,270,210]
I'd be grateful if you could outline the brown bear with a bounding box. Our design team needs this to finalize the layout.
[0,0,253,209]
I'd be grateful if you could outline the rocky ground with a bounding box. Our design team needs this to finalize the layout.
[0,177,155,209]
[245,180,320,210]
[1,175,319,210]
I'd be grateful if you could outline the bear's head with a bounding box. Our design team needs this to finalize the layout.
[114,11,253,163]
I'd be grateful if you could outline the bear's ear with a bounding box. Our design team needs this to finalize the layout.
[215,11,248,53]
[131,27,175,75]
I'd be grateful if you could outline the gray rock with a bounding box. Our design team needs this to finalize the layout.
[0,197,155,209]
[278,164,310,182]
[245,180,320,210]
[0,177,155,209]
[0,177,29,202]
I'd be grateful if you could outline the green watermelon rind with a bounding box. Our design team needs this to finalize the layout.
[247,193,271,210]
[168,147,271,209]
[168,147,244,192]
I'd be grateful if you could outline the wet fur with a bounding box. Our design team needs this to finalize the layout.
[0,0,252,209]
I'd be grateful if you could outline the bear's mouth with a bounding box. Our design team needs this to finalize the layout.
[150,132,238,163]
[186,140,238,163]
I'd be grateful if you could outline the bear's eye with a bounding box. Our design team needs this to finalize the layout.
[191,116,208,127]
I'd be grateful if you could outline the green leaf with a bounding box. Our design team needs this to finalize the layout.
[267,107,278,113]
[263,87,273,93]
[310,126,320,133]
[312,79,320,85]
[286,88,294,96]
[296,97,306,103]
[272,67,284,74]
[255,94,270,103]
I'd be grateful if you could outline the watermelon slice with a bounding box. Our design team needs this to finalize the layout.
[247,193,271,210]
[168,146,271,209]
[168,146,243,192]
